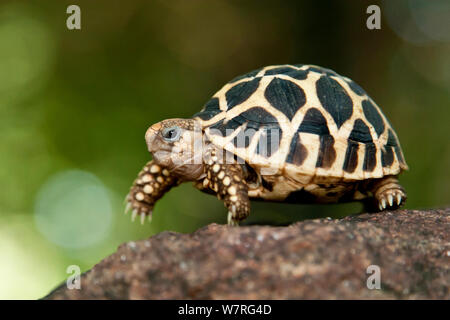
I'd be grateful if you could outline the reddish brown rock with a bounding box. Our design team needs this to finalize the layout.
[44,208,450,299]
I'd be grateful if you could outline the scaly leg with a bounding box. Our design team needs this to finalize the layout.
[369,176,407,211]
[203,158,250,226]
[126,160,179,224]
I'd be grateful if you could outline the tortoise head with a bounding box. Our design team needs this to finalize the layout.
[145,118,205,180]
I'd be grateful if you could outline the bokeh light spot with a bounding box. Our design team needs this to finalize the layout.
[0,3,54,106]
[34,170,113,249]
[384,0,450,45]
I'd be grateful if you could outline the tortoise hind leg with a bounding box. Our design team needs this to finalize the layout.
[367,176,407,211]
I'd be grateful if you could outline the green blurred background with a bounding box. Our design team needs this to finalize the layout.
[0,0,449,299]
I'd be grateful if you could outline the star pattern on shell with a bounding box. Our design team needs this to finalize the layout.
[194,64,408,183]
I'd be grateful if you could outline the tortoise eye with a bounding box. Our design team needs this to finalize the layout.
[162,126,181,142]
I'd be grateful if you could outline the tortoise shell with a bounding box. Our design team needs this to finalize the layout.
[193,64,408,183]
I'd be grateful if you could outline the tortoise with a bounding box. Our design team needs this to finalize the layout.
[126,64,408,225]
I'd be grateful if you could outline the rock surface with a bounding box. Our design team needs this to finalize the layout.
[44,208,449,299]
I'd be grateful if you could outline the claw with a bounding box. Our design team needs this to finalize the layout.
[388,194,393,207]
[140,212,146,225]
[123,193,131,205]
[396,194,402,206]
[227,211,239,226]
[378,202,383,211]
[131,209,138,222]
[381,198,386,210]
[125,202,131,214]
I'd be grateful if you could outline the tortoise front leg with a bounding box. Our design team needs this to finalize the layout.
[126,160,179,223]
[369,175,407,211]
[204,160,250,226]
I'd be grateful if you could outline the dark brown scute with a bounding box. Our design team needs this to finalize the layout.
[232,127,255,149]
[209,119,241,137]
[265,66,309,80]
[381,129,399,167]
[264,77,306,120]
[362,99,385,137]
[238,107,279,126]
[226,77,261,109]
[255,128,282,158]
[363,143,377,172]
[345,79,366,96]
[316,135,336,169]
[381,146,394,167]
[343,141,359,173]
[386,129,405,166]
[316,76,353,129]
[349,119,373,143]
[193,97,221,121]
[286,133,308,166]
[264,66,297,76]
[298,108,329,135]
